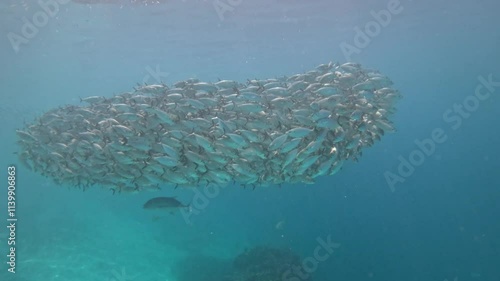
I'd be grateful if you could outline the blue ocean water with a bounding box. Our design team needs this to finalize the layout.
[0,0,499,280]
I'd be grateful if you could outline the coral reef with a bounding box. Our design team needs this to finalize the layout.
[229,246,311,281]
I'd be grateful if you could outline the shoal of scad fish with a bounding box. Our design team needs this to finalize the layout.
[16,62,401,193]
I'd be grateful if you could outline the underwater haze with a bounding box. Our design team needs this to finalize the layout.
[1,0,499,281]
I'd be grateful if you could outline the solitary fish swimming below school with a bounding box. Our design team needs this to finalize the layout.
[143,197,190,212]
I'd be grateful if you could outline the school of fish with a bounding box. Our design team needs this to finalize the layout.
[15,62,401,193]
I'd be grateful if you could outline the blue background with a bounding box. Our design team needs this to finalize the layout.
[0,0,499,280]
